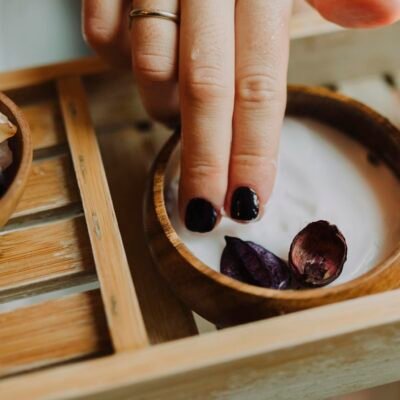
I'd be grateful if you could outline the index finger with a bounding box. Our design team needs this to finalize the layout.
[179,0,235,232]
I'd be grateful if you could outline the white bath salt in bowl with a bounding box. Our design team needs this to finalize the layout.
[166,117,400,286]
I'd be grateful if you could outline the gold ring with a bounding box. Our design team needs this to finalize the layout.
[129,8,179,28]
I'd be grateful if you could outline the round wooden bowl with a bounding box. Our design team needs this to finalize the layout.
[0,92,32,227]
[145,85,400,327]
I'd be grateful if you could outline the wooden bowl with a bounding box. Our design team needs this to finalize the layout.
[0,92,32,227]
[145,85,400,327]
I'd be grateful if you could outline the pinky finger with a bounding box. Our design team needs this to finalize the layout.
[82,0,131,68]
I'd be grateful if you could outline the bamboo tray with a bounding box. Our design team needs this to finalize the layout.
[0,40,400,399]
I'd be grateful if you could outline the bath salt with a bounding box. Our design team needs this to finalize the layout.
[166,117,400,286]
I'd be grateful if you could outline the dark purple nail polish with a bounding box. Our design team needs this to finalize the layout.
[185,198,218,233]
[230,187,259,221]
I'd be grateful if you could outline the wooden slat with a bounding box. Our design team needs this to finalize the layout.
[3,289,400,399]
[57,76,148,351]
[0,57,107,92]
[97,124,198,344]
[0,290,110,378]
[22,99,66,150]
[84,73,197,343]
[0,217,94,293]
[12,155,79,217]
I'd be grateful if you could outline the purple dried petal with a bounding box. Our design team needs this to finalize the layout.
[247,242,291,290]
[289,220,347,288]
[220,244,254,284]
[220,236,290,290]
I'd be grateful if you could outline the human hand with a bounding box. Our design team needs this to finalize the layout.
[83,0,400,232]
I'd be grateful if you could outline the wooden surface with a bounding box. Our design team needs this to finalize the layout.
[0,83,94,303]
[0,217,94,297]
[57,76,148,352]
[0,290,110,378]
[14,155,79,217]
[0,57,107,92]
[21,98,66,150]
[3,289,400,399]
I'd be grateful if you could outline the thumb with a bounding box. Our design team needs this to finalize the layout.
[308,0,400,28]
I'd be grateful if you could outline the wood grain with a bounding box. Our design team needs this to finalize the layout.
[12,155,79,217]
[3,289,400,399]
[0,217,94,292]
[0,290,110,378]
[145,85,400,326]
[22,98,66,150]
[0,57,107,92]
[85,72,197,343]
[57,76,148,351]
[98,129,197,344]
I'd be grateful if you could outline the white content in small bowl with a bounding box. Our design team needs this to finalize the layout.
[165,117,400,286]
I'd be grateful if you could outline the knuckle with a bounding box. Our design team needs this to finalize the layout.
[134,51,176,82]
[183,66,232,103]
[83,18,114,48]
[236,72,284,109]
[184,159,225,182]
[231,151,270,169]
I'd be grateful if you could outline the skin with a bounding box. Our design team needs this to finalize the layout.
[83,0,400,229]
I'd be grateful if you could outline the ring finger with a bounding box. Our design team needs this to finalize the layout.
[130,0,180,124]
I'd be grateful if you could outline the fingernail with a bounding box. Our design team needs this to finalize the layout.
[185,198,218,233]
[230,187,259,221]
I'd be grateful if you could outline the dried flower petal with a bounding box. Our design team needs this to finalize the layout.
[288,220,347,287]
[220,236,291,289]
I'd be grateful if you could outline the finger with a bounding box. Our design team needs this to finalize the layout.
[179,0,235,232]
[308,0,400,27]
[227,0,292,222]
[131,0,180,124]
[82,0,131,68]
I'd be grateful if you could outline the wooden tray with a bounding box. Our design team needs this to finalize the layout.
[0,29,400,399]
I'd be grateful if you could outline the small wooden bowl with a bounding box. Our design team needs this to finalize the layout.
[145,85,400,327]
[0,92,32,227]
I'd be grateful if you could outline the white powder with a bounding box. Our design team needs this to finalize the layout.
[166,117,400,286]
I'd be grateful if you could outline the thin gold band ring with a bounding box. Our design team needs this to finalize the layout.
[129,8,180,28]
